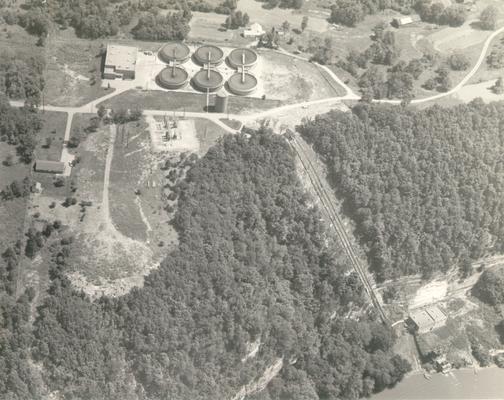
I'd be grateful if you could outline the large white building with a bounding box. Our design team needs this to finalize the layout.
[103,44,137,80]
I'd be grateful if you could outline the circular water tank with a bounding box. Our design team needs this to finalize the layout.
[192,69,224,92]
[227,72,258,96]
[159,42,191,64]
[227,48,258,69]
[193,45,224,66]
[157,66,189,90]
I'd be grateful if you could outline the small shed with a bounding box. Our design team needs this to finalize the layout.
[35,160,65,174]
[392,15,420,28]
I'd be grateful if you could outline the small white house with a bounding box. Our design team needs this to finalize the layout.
[243,23,265,38]
[392,15,421,28]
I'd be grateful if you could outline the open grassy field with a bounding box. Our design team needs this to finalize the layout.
[34,111,68,162]
[195,118,232,156]
[219,118,242,130]
[109,119,176,247]
[258,50,346,101]
[189,12,247,43]
[468,31,504,85]
[99,89,283,114]
[25,114,181,297]
[43,36,111,107]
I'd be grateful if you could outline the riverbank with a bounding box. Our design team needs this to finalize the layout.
[372,366,504,399]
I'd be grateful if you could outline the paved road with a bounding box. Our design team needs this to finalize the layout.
[379,25,504,105]
[9,24,504,131]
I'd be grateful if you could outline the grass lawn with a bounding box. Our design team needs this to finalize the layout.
[258,50,346,102]
[469,32,504,85]
[99,89,283,114]
[195,118,231,156]
[219,118,242,130]
[34,111,68,162]
[109,121,151,242]
[43,34,110,107]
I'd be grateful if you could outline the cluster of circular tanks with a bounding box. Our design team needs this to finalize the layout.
[156,42,258,96]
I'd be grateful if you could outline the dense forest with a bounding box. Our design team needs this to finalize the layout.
[0,93,43,162]
[473,269,504,306]
[0,49,45,105]
[4,0,194,40]
[0,131,411,399]
[299,101,504,281]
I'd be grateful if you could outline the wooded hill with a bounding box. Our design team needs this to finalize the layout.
[0,131,410,399]
[299,100,504,281]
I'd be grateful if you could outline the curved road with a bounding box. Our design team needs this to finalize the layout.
[379,25,504,105]
[9,24,504,134]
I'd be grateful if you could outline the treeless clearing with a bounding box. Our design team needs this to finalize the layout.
[99,89,283,114]
[44,37,109,107]
[35,111,68,162]
[195,118,231,156]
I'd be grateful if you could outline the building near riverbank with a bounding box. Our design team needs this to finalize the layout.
[408,306,447,334]
[103,44,137,80]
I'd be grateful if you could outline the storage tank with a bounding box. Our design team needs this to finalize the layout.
[159,42,191,64]
[214,89,229,113]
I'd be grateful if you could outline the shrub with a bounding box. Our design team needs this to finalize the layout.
[448,53,470,71]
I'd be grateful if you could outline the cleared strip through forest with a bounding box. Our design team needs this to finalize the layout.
[287,133,389,324]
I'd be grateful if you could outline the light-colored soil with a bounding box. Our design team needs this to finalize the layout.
[146,115,200,153]
[455,79,504,102]
[429,22,492,52]
[410,280,449,310]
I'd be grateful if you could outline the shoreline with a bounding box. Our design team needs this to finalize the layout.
[373,364,504,399]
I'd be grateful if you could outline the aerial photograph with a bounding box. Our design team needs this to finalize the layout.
[2,0,504,399]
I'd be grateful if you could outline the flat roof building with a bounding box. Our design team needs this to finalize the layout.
[408,306,447,334]
[35,160,65,174]
[103,44,137,80]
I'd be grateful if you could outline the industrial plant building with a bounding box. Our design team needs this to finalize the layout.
[103,44,137,80]
[408,306,447,334]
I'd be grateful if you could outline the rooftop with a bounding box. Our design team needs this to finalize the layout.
[105,44,137,72]
[410,306,447,328]
[35,160,65,173]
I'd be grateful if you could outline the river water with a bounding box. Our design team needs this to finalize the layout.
[372,367,504,399]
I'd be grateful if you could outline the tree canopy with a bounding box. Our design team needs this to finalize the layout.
[299,101,504,281]
[30,131,409,399]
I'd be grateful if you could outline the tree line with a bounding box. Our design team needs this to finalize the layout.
[26,130,409,399]
[299,100,504,281]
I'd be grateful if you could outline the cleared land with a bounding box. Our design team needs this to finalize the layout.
[258,51,346,101]
[26,112,227,298]
[34,111,68,161]
[44,37,110,107]
[194,118,231,155]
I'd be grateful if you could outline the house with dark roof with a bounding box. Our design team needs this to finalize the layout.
[34,160,65,174]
